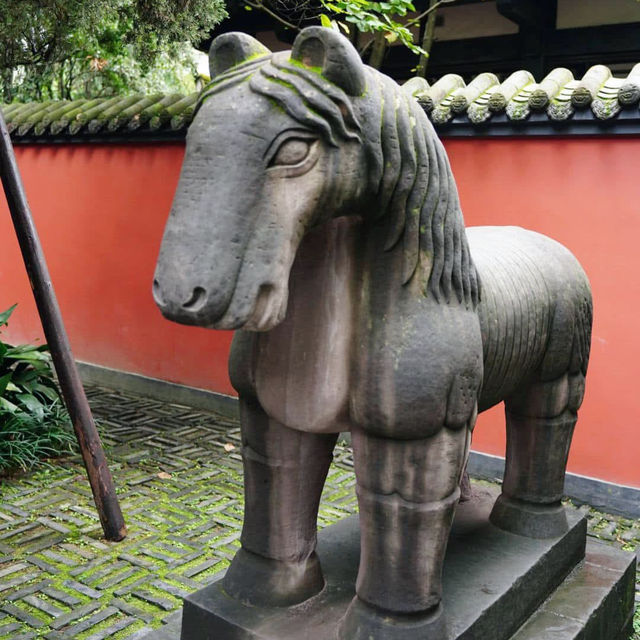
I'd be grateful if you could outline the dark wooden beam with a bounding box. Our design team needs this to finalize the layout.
[496,0,556,30]
[496,0,556,78]
[383,34,521,79]
[547,22,640,58]
[203,10,640,81]
[0,110,127,542]
[203,0,490,52]
[381,22,640,80]
[198,4,289,52]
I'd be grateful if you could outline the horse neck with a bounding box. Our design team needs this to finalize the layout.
[288,215,362,315]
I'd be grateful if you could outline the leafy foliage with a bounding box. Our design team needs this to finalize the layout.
[0,0,227,102]
[320,0,426,55]
[243,0,460,68]
[245,0,423,52]
[0,305,74,473]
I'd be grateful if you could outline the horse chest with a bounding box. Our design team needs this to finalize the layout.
[253,218,360,433]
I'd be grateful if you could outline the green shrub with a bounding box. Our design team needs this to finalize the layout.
[0,305,74,474]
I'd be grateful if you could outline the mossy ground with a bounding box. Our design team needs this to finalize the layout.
[0,387,637,639]
[0,387,357,639]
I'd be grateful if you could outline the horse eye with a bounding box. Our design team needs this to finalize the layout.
[271,138,312,166]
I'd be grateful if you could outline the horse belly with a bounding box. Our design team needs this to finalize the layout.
[254,218,359,433]
[468,226,560,410]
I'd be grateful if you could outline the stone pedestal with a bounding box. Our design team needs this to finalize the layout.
[145,487,636,640]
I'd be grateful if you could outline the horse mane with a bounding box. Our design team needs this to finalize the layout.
[365,71,480,308]
[197,54,479,308]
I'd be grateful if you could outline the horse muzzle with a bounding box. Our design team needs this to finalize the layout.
[152,276,225,326]
[153,276,286,332]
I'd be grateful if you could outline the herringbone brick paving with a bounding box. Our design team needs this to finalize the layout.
[0,386,357,639]
[0,387,638,639]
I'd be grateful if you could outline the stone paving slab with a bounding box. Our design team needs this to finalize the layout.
[0,386,637,639]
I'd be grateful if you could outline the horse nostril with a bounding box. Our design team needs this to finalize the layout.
[153,279,165,306]
[182,286,207,311]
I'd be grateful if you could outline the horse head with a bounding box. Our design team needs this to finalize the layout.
[153,28,369,331]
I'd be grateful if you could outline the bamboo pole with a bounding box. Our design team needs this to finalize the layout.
[0,108,126,542]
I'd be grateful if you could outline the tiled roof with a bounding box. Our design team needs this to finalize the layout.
[406,63,640,126]
[1,93,198,141]
[2,63,639,142]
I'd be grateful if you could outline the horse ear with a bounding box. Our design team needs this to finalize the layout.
[209,32,271,80]
[291,26,366,96]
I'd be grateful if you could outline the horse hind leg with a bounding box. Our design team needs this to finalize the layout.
[490,371,586,538]
[222,396,338,606]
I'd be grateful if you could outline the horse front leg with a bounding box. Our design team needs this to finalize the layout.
[339,423,472,640]
[222,395,338,606]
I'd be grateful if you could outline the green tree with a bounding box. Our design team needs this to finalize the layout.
[0,0,227,103]
[241,0,457,70]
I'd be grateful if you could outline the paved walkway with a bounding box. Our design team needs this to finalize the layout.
[0,387,637,639]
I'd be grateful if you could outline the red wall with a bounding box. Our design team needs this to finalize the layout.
[448,137,640,489]
[0,138,638,488]
[0,143,235,396]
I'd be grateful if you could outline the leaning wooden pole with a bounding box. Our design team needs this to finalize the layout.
[0,108,126,542]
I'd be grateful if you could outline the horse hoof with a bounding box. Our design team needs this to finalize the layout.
[221,547,325,607]
[490,494,569,539]
[337,597,447,640]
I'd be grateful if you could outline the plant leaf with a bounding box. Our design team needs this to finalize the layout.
[12,369,39,385]
[0,373,12,396]
[34,383,60,402]
[16,394,45,420]
[0,397,19,413]
[320,13,333,28]
[5,350,50,364]
[0,304,17,327]
[6,344,46,355]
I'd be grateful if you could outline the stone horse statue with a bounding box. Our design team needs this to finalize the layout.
[153,27,592,639]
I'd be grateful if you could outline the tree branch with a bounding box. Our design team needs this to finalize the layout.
[369,31,388,69]
[244,1,300,32]
[358,38,374,57]
[405,0,458,28]
[416,0,439,77]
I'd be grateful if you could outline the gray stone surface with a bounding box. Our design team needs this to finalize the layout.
[76,362,239,419]
[153,26,594,635]
[512,542,636,639]
[143,491,636,639]
[171,488,595,639]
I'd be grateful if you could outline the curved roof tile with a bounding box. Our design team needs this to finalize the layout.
[1,64,639,141]
[410,64,640,127]
[1,93,191,141]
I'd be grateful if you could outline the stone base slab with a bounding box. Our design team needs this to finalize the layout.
[511,541,636,640]
[143,488,636,639]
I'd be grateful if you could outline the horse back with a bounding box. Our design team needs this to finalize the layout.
[468,226,592,412]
